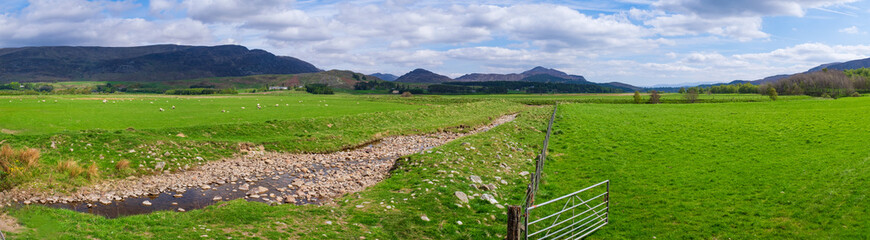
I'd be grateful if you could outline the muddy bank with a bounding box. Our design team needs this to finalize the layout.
[1,114,516,217]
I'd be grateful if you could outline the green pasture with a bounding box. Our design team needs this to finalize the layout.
[542,97,870,239]
[2,93,868,239]
[0,94,419,135]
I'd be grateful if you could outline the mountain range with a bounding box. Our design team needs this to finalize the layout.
[0,44,320,83]
[392,66,641,92]
[369,73,398,81]
[723,57,870,86]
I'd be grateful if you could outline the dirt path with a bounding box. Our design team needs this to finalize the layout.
[1,114,516,216]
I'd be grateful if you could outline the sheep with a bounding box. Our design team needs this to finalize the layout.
[171,106,175,109]
[102,99,107,103]
[159,108,165,112]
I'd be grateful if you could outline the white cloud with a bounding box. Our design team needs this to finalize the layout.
[735,42,870,63]
[838,26,863,34]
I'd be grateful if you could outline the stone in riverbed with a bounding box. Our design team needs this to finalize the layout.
[142,200,152,206]
[239,184,250,191]
[177,208,185,212]
[173,193,183,198]
[201,185,211,190]
[213,196,222,201]
[155,162,166,170]
[100,199,112,205]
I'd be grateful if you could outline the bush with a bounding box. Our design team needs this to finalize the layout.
[649,90,661,104]
[633,91,642,104]
[685,88,699,103]
[768,87,778,101]
[401,91,413,97]
[305,84,334,94]
[116,159,130,171]
[57,160,83,177]
[851,92,861,97]
[19,148,39,167]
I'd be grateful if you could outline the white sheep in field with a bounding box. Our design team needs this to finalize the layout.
[159,108,165,112]
[241,107,245,109]
[102,99,107,103]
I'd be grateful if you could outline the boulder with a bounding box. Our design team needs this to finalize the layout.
[454,191,469,203]
[469,175,482,184]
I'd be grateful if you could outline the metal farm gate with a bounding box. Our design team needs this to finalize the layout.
[508,104,610,240]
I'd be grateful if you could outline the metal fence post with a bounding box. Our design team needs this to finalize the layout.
[605,180,610,224]
[508,205,521,240]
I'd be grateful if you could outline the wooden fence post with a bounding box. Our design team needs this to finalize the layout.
[507,205,521,240]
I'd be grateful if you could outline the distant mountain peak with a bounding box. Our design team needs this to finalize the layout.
[0,44,320,83]
[395,68,452,83]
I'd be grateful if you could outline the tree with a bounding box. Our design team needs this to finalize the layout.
[633,91,642,104]
[685,88,699,103]
[649,90,661,104]
[678,87,686,94]
[768,87,778,101]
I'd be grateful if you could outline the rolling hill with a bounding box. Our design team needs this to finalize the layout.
[369,73,398,81]
[0,44,320,83]
[394,69,452,83]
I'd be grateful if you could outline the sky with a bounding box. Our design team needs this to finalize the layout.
[0,0,868,86]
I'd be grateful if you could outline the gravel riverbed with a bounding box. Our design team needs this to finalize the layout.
[0,114,516,215]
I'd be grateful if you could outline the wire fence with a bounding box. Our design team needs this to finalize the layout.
[509,103,610,240]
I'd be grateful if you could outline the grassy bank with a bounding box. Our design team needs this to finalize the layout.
[0,94,526,192]
[5,104,553,239]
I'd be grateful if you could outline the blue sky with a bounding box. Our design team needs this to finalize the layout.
[0,0,868,86]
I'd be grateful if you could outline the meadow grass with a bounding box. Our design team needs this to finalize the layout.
[0,93,420,135]
[5,101,551,240]
[3,94,868,239]
[542,97,870,239]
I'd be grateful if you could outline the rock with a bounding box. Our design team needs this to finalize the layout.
[456,221,463,225]
[356,205,364,208]
[176,133,186,138]
[155,162,166,170]
[255,186,269,194]
[213,196,222,201]
[325,221,332,225]
[178,208,185,212]
[201,185,211,190]
[500,180,508,185]
[470,175,482,184]
[481,194,498,205]
[421,215,430,221]
[142,200,152,206]
[23,200,31,205]
[496,204,505,209]
[239,184,250,191]
[172,202,178,206]
[479,183,498,191]
[454,191,469,203]
[173,193,183,198]
[519,171,530,176]
[100,199,112,205]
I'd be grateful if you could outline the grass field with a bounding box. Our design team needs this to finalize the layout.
[0,93,420,135]
[2,93,868,239]
[542,97,870,239]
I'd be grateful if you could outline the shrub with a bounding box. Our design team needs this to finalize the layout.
[851,92,861,97]
[401,91,413,97]
[0,145,14,171]
[685,88,699,103]
[768,87,778,101]
[648,90,661,104]
[19,148,39,167]
[86,162,99,179]
[305,84,334,94]
[633,91,642,104]
[58,160,83,177]
[116,159,131,171]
